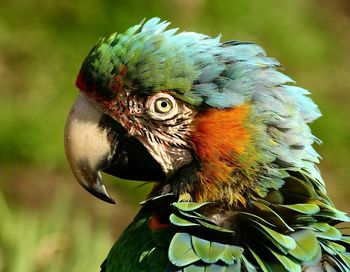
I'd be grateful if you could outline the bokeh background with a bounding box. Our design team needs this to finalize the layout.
[1,0,349,271]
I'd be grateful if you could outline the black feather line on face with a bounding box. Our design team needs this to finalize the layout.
[98,114,128,150]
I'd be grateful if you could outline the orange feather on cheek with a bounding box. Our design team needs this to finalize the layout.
[192,104,252,202]
[193,104,250,165]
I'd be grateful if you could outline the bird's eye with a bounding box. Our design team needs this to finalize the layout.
[148,93,178,120]
[155,98,173,113]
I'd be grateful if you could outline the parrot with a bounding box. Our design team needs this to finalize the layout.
[64,18,350,271]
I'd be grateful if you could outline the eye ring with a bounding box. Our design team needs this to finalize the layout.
[155,97,173,113]
[147,93,178,120]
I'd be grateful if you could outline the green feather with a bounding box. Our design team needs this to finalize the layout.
[288,230,320,262]
[252,222,297,250]
[173,202,209,211]
[279,204,320,215]
[169,213,200,227]
[313,223,342,240]
[269,248,301,272]
[248,247,272,272]
[168,233,200,266]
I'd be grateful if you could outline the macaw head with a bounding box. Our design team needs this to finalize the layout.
[65,18,321,206]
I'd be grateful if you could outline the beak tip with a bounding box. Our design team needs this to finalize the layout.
[97,193,116,204]
[83,183,116,204]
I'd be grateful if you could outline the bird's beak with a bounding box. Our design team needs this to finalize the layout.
[64,95,165,204]
[64,95,116,203]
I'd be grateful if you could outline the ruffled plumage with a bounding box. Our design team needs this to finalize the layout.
[77,18,350,272]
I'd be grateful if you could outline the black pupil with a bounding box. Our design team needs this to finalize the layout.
[160,101,168,108]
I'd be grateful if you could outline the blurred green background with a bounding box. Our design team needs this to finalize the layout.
[0,0,349,271]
